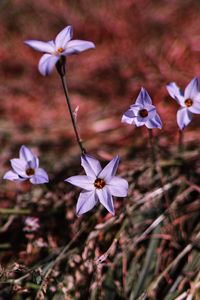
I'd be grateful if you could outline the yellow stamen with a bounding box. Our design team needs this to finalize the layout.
[94,178,106,189]
[57,47,64,53]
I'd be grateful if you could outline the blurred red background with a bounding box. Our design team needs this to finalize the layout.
[1,0,200,172]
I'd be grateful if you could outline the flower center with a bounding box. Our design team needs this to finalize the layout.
[139,109,148,118]
[57,47,64,54]
[184,98,193,107]
[94,178,106,189]
[26,168,35,176]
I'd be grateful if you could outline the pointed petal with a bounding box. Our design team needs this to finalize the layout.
[19,145,35,162]
[135,87,152,106]
[96,188,115,215]
[26,157,38,169]
[3,170,26,182]
[107,176,128,197]
[10,159,27,177]
[99,156,120,182]
[184,77,200,99]
[38,54,59,76]
[81,154,102,178]
[189,100,200,114]
[55,26,73,48]
[30,168,49,184]
[123,108,138,118]
[145,113,162,129]
[63,40,95,55]
[166,82,183,104]
[24,40,54,53]
[121,108,138,125]
[65,175,94,190]
[76,190,98,215]
[177,108,192,130]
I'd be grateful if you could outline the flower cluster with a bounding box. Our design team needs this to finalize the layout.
[3,25,200,219]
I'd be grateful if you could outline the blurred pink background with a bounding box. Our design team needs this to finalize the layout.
[1,0,200,166]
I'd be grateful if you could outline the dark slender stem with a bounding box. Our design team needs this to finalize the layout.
[56,58,86,154]
[178,129,184,153]
[148,128,156,169]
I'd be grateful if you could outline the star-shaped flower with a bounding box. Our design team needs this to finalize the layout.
[121,87,162,129]
[25,25,95,76]
[65,154,128,216]
[166,77,200,130]
[3,145,49,184]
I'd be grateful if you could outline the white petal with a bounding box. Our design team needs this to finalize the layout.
[188,100,200,114]
[177,108,192,130]
[107,176,128,197]
[55,26,73,48]
[10,159,27,177]
[3,170,26,182]
[26,158,38,170]
[63,40,95,55]
[38,54,59,76]
[24,40,54,53]
[98,156,120,182]
[76,190,98,215]
[96,188,115,215]
[184,77,200,99]
[135,87,152,106]
[145,113,162,129]
[65,175,94,190]
[19,145,35,162]
[166,82,183,104]
[123,108,138,118]
[132,118,145,127]
[30,168,49,184]
[121,108,138,125]
[121,114,135,125]
[81,154,102,178]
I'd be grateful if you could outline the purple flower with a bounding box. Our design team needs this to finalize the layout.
[166,77,200,130]
[3,145,49,184]
[25,25,95,76]
[65,154,128,216]
[121,87,162,129]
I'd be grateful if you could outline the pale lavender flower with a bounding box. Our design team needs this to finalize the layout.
[3,145,49,184]
[23,217,40,232]
[25,25,95,76]
[121,87,162,129]
[65,154,128,216]
[166,77,200,130]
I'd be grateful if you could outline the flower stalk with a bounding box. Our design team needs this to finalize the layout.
[178,129,184,153]
[56,58,86,154]
[148,128,156,172]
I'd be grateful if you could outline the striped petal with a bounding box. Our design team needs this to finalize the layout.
[38,54,59,76]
